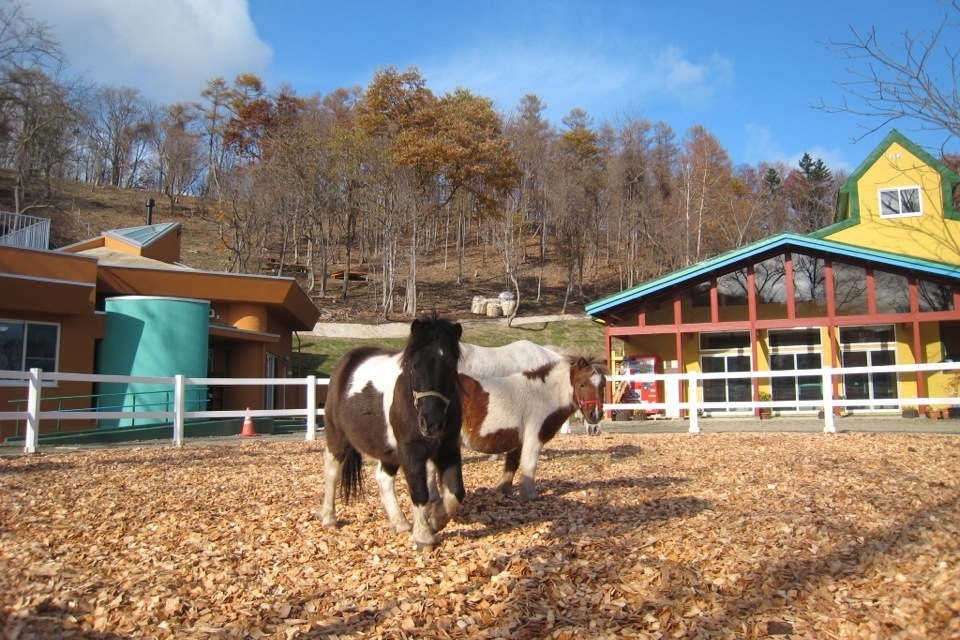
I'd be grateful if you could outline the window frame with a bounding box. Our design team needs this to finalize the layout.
[0,319,60,375]
[878,186,922,218]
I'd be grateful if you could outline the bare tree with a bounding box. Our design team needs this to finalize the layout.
[0,67,77,212]
[150,102,204,215]
[84,85,152,187]
[0,1,60,75]
[819,1,960,146]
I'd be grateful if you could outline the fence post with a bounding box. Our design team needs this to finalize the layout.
[24,368,41,454]
[173,374,185,446]
[822,367,836,433]
[306,375,317,441]
[687,372,700,434]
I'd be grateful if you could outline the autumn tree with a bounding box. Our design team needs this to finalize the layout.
[83,85,154,188]
[149,102,203,216]
[549,108,606,312]
[782,153,841,233]
[501,94,554,307]
[0,1,77,212]
[218,81,314,274]
[675,125,734,265]
[357,67,519,316]
[0,67,79,212]
[604,114,678,289]
[196,77,234,198]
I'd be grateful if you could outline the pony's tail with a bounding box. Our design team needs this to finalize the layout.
[339,447,363,504]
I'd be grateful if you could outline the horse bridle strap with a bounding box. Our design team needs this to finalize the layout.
[575,395,604,424]
[413,390,451,408]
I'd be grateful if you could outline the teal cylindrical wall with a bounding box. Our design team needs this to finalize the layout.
[95,296,209,428]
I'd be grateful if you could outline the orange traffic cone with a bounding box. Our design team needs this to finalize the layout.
[239,408,256,437]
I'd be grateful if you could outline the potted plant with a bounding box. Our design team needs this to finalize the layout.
[758,391,772,419]
[901,405,920,419]
[949,372,960,419]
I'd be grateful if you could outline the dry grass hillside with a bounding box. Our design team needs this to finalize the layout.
[2,172,621,324]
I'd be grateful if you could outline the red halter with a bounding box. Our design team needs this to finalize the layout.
[575,396,604,419]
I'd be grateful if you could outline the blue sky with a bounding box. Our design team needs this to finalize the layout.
[21,0,959,172]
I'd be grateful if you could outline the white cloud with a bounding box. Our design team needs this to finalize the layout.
[798,146,853,175]
[743,124,853,173]
[421,38,732,124]
[423,42,631,119]
[21,0,272,103]
[743,124,787,166]
[651,46,733,106]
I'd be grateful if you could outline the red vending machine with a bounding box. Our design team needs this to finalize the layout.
[619,355,660,416]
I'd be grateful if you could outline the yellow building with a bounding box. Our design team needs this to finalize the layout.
[586,130,960,417]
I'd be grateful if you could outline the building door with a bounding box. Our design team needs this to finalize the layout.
[770,352,823,412]
[841,350,898,410]
[702,354,752,413]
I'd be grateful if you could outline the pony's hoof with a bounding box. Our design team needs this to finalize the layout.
[318,512,338,527]
[413,540,437,552]
[391,522,413,534]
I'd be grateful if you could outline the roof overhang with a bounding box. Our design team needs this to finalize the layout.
[0,273,95,314]
[586,233,960,317]
[209,324,280,343]
[95,264,320,329]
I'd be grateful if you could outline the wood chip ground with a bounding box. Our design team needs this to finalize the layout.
[2,432,959,639]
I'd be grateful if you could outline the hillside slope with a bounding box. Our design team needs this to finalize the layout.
[1,172,620,324]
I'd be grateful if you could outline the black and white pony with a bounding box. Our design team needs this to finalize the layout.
[319,315,464,550]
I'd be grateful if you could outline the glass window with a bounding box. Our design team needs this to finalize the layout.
[0,322,25,371]
[645,295,675,326]
[769,328,822,348]
[771,352,823,410]
[0,320,59,371]
[833,262,868,315]
[842,349,898,410]
[918,279,954,312]
[700,331,750,351]
[718,269,748,322]
[839,325,895,345]
[702,354,751,413]
[873,269,910,314]
[677,280,710,325]
[879,186,922,217]
[754,255,788,319]
[793,253,827,318]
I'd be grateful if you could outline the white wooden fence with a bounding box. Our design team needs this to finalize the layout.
[1,370,330,454]
[4,360,960,453]
[607,360,960,434]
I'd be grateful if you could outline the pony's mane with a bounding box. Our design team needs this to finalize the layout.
[401,313,463,367]
[566,353,610,376]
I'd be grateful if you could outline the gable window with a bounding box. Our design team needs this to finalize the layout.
[0,320,59,372]
[879,186,922,218]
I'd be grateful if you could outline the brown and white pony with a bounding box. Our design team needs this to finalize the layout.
[458,354,608,501]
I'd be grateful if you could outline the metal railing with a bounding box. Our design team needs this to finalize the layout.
[0,210,50,249]
[7,389,201,436]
